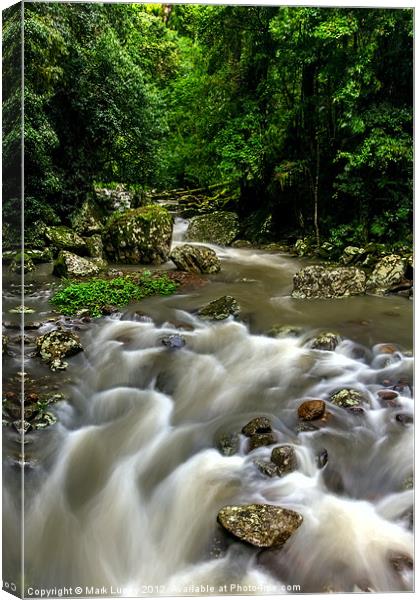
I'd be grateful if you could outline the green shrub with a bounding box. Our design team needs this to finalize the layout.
[50,272,178,317]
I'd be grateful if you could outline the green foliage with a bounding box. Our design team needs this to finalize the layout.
[50,273,178,318]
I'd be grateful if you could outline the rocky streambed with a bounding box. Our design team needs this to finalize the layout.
[2,188,414,595]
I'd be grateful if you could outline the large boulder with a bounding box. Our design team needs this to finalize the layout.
[71,198,104,235]
[198,296,240,320]
[217,504,303,548]
[170,244,221,274]
[44,226,88,255]
[366,255,408,295]
[292,265,366,299]
[103,205,173,264]
[186,211,240,246]
[36,330,83,371]
[53,251,106,278]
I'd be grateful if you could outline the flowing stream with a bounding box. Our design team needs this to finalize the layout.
[2,217,413,595]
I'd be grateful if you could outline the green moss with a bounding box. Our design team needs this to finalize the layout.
[106,204,171,228]
[50,272,178,317]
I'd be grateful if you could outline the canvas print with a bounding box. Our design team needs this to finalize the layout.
[2,1,413,597]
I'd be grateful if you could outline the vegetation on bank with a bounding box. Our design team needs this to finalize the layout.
[2,3,413,250]
[50,273,178,317]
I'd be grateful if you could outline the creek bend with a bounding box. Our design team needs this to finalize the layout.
[3,217,413,595]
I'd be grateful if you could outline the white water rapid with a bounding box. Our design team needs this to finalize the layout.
[4,218,413,596]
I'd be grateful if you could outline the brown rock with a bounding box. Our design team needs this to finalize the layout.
[217,504,303,548]
[297,400,326,421]
[377,390,399,401]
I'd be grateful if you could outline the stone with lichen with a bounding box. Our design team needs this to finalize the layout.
[330,388,364,408]
[217,504,303,548]
[36,330,83,371]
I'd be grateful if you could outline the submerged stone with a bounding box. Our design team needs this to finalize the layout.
[217,504,303,548]
[198,296,240,321]
[254,459,280,478]
[161,334,186,350]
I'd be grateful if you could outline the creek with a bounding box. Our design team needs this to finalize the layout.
[2,217,413,595]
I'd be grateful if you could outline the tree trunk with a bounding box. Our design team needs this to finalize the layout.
[314,133,321,252]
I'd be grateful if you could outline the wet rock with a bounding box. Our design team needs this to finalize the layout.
[296,422,319,434]
[217,504,303,548]
[292,265,366,299]
[9,253,35,274]
[103,205,173,264]
[339,246,367,265]
[330,389,364,409]
[376,343,398,354]
[389,553,413,572]
[242,417,272,437]
[2,335,9,355]
[367,255,408,295]
[231,240,254,248]
[32,411,57,429]
[395,413,413,426]
[53,250,105,278]
[317,448,329,468]
[170,244,221,274]
[71,197,104,235]
[161,334,186,350]
[249,432,277,451]
[271,445,298,475]
[186,211,240,246]
[84,234,104,259]
[253,459,280,478]
[198,296,240,321]
[267,324,303,338]
[310,332,341,351]
[297,400,326,421]
[13,420,31,435]
[36,330,83,371]
[377,390,399,401]
[216,432,240,457]
[44,226,88,255]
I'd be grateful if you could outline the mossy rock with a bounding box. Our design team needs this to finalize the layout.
[71,197,104,235]
[44,226,88,255]
[198,295,240,321]
[84,234,104,258]
[103,205,173,264]
[186,211,240,246]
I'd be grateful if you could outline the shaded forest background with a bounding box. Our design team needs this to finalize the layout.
[3,3,413,251]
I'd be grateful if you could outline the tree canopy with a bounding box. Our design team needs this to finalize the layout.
[2,3,413,249]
